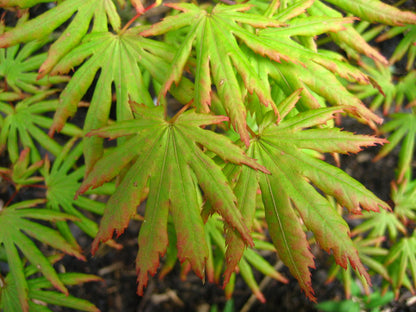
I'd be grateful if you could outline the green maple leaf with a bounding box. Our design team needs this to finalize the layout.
[391,179,416,222]
[0,200,86,312]
[374,112,416,183]
[352,209,406,243]
[309,1,388,65]
[77,105,268,295]
[1,254,101,312]
[321,0,416,26]
[385,234,416,297]
[0,31,69,93]
[327,236,389,298]
[0,0,122,76]
[140,2,285,146]
[347,58,396,115]
[225,106,388,301]
[43,138,111,247]
[0,147,44,191]
[377,25,416,70]
[47,26,193,172]
[0,91,82,163]
[140,2,385,138]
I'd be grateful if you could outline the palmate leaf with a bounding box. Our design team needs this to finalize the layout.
[351,210,406,243]
[141,2,386,143]
[226,107,388,301]
[0,147,44,191]
[0,200,86,312]
[0,0,122,77]
[347,58,396,115]
[77,105,268,295]
[374,112,416,183]
[322,0,416,26]
[0,30,69,94]
[391,179,416,222]
[48,26,192,173]
[43,138,110,247]
[0,91,82,163]
[384,234,416,297]
[203,216,288,303]
[377,25,416,70]
[1,254,101,312]
[308,1,388,65]
[140,2,284,146]
[327,236,389,298]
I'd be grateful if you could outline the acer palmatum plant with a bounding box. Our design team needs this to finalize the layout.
[0,0,415,311]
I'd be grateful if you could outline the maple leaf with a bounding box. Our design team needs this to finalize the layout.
[374,112,416,183]
[352,210,406,243]
[308,1,388,65]
[0,0,122,77]
[224,106,389,301]
[0,147,44,192]
[347,58,396,115]
[43,138,114,247]
[385,235,416,297]
[0,254,101,312]
[47,26,193,173]
[77,105,268,295]
[322,0,416,26]
[216,215,288,302]
[0,32,69,94]
[0,199,85,312]
[377,25,416,70]
[327,236,389,298]
[140,2,284,146]
[0,91,82,163]
[391,179,416,222]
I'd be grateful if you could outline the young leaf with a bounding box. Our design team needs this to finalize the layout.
[43,138,107,246]
[351,210,406,242]
[0,91,82,163]
[374,112,416,183]
[377,25,416,70]
[384,235,416,297]
[322,0,416,26]
[0,200,85,312]
[1,257,101,312]
[48,28,190,172]
[141,2,282,146]
[231,107,389,300]
[308,1,388,65]
[0,0,122,76]
[0,33,69,94]
[347,58,396,115]
[391,179,416,222]
[0,147,44,191]
[77,105,268,295]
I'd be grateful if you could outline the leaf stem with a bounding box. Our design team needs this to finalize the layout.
[120,3,157,34]
[170,100,193,123]
[247,126,257,139]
